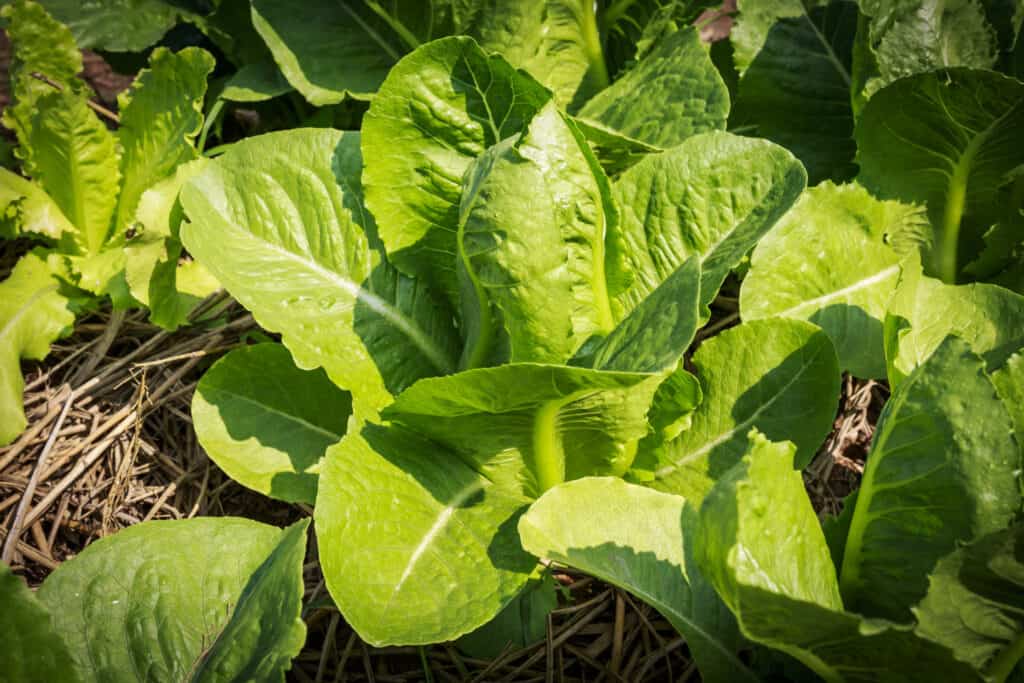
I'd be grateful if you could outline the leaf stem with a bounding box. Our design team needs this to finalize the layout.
[531,399,566,493]
[580,1,611,91]
[938,139,976,284]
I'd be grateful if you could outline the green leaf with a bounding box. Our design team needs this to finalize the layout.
[741,182,926,379]
[612,131,806,317]
[315,423,536,645]
[37,517,309,682]
[113,47,215,241]
[36,0,188,51]
[219,61,294,103]
[857,0,999,98]
[695,431,984,683]
[992,349,1024,440]
[578,256,701,373]
[0,251,74,445]
[27,91,120,255]
[519,477,757,682]
[125,158,219,330]
[0,563,81,682]
[382,364,661,496]
[572,118,660,176]
[856,68,1024,283]
[839,337,1021,621]
[914,522,1024,681]
[730,0,815,73]
[884,268,1024,386]
[1,0,83,155]
[577,28,729,149]
[180,129,461,416]
[732,1,858,184]
[361,36,551,306]
[456,103,616,367]
[0,167,76,241]
[636,318,839,502]
[192,343,352,505]
[458,574,557,659]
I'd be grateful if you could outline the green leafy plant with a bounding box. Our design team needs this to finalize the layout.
[0,0,224,444]
[0,517,309,682]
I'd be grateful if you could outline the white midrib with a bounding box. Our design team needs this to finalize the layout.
[203,386,343,442]
[387,480,486,603]
[770,264,901,318]
[654,353,819,479]
[257,239,454,374]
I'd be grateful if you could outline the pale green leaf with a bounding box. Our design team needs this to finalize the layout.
[180,129,461,417]
[192,343,351,505]
[519,477,757,681]
[695,431,983,683]
[37,517,309,682]
[113,47,215,240]
[456,103,616,366]
[884,268,1024,386]
[732,1,858,184]
[27,91,119,255]
[315,424,536,645]
[638,319,840,502]
[0,167,76,241]
[382,364,661,496]
[914,522,1024,681]
[361,36,551,306]
[856,68,1024,282]
[578,28,729,148]
[0,251,74,445]
[840,337,1021,621]
[37,0,187,51]
[219,61,294,103]
[125,158,218,330]
[1,0,83,156]
[0,563,81,682]
[741,182,926,378]
[612,131,806,318]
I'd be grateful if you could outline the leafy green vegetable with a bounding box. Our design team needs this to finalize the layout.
[25,517,309,681]
[839,337,1021,621]
[992,349,1024,439]
[741,182,926,378]
[36,0,188,52]
[884,267,1024,386]
[914,522,1024,681]
[519,476,756,681]
[0,251,74,445]
[731,0,858,184]
[612,131,806,317]
[180,128,461,417]
[315,423,536,645]
[695,431,984,683]
[856,68,1024,283]
[577,27,729,148]
[192,343,352,504]
[636,319,840,502]
[361,36,551,306]
[458,574,557,658]
[0,563,81,683]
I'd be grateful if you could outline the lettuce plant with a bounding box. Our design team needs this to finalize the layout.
[0,518,309,682]
[178,29,829,646]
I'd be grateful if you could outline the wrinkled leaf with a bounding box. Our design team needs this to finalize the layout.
[0,167,76,241]
[192,343,352,504]
[37,517,309,682]
[613,131,806,317]
[520,477,757,681]
[840,337,1020,621]
[636,318,839,502]
[361,36,550,305]
[741,182,925,378]
[37,0,187,51]
[992,349,1024,440]
[578,28,728,148]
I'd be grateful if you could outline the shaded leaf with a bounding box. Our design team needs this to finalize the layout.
[0,563,81,682]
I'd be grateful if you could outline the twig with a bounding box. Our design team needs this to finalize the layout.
[2,389,74,563]
[29,71,121,124]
